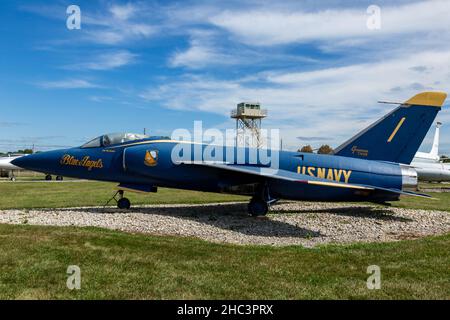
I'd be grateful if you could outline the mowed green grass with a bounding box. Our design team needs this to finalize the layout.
[0,180,449,299]
[391,192,450,212]
[0,224,449,300]
[0,181,248,210]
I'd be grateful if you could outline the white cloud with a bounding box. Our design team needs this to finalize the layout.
[89,96,114,102]
[109,3,137,21]
[170,45,216,68]
[209,0,450,46]
[84,23,156,45]
[80,3,157,45]
[70,50,138,70]
[37,79,101,89]
[85,30,125,45]
[169,39,233,69]
[20,0,450,152]
[21,3,157,46]
[141,49,450,149]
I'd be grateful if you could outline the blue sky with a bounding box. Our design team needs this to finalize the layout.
[0,0,449,154]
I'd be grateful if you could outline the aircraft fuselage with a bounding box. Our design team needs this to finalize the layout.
[12,140,411,203]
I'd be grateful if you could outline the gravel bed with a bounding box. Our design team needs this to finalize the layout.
[1,202,449,247]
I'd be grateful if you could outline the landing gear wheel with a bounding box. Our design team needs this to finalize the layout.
[45,174,52,181]
[56,176,63,181]
[117,197,131,210]
[248,198,268,217]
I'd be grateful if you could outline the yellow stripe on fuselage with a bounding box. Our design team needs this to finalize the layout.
[307,180,373,190]
[387,117,406,143]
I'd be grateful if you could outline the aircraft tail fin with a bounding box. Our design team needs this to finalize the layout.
[334,92,447,164]
[430,122,441,159]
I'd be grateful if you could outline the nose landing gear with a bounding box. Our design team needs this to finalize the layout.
[117,196,131,210]
[105,190,131,209]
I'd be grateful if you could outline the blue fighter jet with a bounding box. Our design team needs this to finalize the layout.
[13,92,447,216]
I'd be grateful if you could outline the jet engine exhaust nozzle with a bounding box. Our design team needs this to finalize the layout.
[400,165,418,190]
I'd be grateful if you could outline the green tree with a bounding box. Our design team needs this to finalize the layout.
[17,149,34,154]
[299,145,314,153]
[317,145,334,154]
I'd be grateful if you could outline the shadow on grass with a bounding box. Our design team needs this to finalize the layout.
[59,203,322,239]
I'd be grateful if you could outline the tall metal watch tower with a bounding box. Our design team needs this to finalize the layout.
[231,102,268,148]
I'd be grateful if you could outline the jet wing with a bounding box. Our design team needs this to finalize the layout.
[177,161,431,198]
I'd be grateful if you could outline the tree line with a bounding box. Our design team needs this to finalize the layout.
[298,144,334,154]
[0,149,34,156]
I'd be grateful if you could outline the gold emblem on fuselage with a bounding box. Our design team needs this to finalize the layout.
[144,150,158,167]
[351,146,369,157]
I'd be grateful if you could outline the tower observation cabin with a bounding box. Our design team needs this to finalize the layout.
[231,102,268,148]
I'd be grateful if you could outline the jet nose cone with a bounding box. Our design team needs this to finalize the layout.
[11,150,66,173]
[11,155,30,169]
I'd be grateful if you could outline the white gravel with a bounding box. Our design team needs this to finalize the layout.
[1,202,449,247]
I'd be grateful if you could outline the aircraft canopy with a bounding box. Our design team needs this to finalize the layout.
[82,133,149,148]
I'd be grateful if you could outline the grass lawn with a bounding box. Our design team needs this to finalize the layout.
[0,180,449,299]
[0,181,248,210]
[0,224,449,300]
[389,192,450,212]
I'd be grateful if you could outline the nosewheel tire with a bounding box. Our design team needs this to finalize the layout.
[117,198,131,210]
[248,198,268,217]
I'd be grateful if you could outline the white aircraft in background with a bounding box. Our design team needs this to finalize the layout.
[0,154,63,181]
[0,154,23,181]
[411,122,450,182]
[414,122,441,162]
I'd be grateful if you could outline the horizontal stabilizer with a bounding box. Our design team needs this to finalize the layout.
[363,185,432,199]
